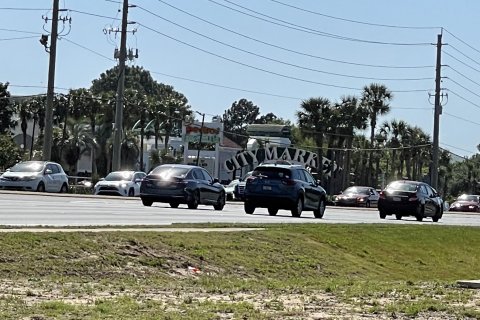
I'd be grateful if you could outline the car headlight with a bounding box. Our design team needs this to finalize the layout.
[121,183,127,188]
[469,205,475,209]
[357,197,366,202]
[21,176,38,181]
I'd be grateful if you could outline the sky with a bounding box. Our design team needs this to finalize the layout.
[1,0,480,158]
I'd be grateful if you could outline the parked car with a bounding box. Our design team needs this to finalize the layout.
[224,179,239,201]
[0,161,69,193]
[234,171,253,201]
[94,171,146,197]
[449,194,480,212]
[140,164,225,210]
[334,186,379,207]
[243,163,326,218]
[378,180,443,222]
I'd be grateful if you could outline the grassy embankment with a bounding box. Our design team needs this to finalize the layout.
[0,224,479,319]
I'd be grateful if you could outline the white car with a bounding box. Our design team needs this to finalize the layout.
[224,179,239,200]
[94,171,146,197]
[0,161,69,193]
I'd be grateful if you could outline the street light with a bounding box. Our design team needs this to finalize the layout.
[195,111,205,166]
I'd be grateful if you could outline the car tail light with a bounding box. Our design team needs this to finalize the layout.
[281,178,295,186]
[379,191,386,199]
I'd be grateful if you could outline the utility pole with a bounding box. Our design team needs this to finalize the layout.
[111,0,129,171]
[42,0,60,160]
[431,32,443,190]
[196,112,205,166]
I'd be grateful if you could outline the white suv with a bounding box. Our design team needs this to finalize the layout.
[0,161,69,193]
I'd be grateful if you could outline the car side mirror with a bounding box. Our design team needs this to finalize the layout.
[44,169,52,175]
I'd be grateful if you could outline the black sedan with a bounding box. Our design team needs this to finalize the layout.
[140,164,226,210]
[449,194,480,212]
[378,180,443,222]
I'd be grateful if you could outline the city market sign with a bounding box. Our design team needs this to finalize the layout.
[224,146,318,172]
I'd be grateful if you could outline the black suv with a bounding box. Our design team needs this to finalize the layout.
[243,164,326,218]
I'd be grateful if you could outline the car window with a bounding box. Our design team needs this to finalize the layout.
[9,161,44,173]
[105,172,134,181]
[193,169,204,180]
[50,164,61,174]
[201,169,213,182]
[419,185,428,195]
[252,167,292,179]
[151,166,189,179]
[387,182,418,192]
[302,170,317,184]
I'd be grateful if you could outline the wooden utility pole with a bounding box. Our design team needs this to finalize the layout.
[112,0,129,171]
[431,32,443,189]
[42,0,60,160]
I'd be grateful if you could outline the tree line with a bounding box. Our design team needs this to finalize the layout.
[0,66,478,199]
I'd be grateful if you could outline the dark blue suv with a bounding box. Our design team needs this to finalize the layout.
[243,164,326,218]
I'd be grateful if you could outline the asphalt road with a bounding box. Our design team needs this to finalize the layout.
[0,191,479,227]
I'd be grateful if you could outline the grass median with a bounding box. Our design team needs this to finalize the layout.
[0,224,479,319]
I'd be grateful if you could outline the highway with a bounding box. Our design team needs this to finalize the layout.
[1,192,480,227]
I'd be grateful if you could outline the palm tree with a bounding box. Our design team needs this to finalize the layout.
[380,119,407,181]
[335,95,368,189]
[296,97,333,183]
[361,83,393,186]
[63,122,95,175]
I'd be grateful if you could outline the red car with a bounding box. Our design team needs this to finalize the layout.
[449,194,480,212]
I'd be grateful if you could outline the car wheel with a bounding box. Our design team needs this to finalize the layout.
[291,196,303,217]
[416,204,424,222]
[432,206,443,222]
[128,188,135,197]
[141,198,153,207]
[379,210,387,219]
[395,213,402,220]
[36,182,45,192]
[313,199,326,219]
[244,202,255,214]
[213,192,226,211]
[59,183,68,193]
[188,190,200,209]
[268,208,278,216]
[169,202,179,208]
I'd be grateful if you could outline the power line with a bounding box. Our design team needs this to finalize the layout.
[267,0,440,30]
[61,37,115,62]
[444,29,480,57]
[156,0,434,69]
[445,77,480,101]
[0,36,38,41]
[447,89,480,110]
[68,9,119,21]
[440,142,475,155]
[445,65,480,89]
[150,71,302,100]
[0,7,49,11]
[444,111,480,127]
[449,44,480,68]
[206,0,432,46]
[0,28,41,35]
[443,50,480,74]
[138,22,429,93]
[139,6,431,82]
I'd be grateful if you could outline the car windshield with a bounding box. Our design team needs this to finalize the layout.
[8,161,44,173]
[387,181,418,192]
[457,194,479,202]
[252,167,291,179]
[151,166,189,179]
[344,187,369,195]
[105,172,133,181]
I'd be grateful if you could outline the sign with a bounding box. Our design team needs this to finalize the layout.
[223,146,319,172]
[183,124,220,144]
